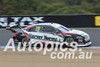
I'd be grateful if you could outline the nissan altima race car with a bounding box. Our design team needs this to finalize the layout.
[9,23,91,47]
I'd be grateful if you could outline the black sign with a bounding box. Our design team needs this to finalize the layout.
[0,15,100,28]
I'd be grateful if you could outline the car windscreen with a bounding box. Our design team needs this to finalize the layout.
[57,26,70,32]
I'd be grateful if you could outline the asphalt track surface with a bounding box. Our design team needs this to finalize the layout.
[0,28,100,48]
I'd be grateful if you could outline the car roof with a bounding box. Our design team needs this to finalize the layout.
[24,23,62,30]
[33,23,60,26]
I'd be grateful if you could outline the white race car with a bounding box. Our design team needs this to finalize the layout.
[11,23,91,47]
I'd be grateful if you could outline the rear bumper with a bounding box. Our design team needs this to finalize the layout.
[77,41,92,47]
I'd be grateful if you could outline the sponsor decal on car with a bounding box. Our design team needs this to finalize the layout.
[29,34,61,42]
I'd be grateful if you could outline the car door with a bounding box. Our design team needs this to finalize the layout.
[24,26,44,43]
[39,25,64,43]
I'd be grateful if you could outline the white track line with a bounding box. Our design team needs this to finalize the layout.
[81,46,100,49]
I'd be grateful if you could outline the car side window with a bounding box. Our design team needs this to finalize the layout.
[28,26,44,32]
[29,26,36,32]
[43,26,56,33]
[42,26,64,37]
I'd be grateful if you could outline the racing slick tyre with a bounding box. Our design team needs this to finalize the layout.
[21,38,30,47]
[13,38,22,45]
[65,37,74,43]
[64,37,74,48]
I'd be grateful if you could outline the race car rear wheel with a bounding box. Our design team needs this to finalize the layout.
[21,38,30,47]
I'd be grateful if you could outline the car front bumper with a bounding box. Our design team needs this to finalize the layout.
[77,41,92,47]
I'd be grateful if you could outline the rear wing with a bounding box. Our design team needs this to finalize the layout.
[6,26,16,33]
[6,24,23,33]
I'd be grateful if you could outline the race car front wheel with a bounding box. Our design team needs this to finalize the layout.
[21,38,30,47]
[65,37,74,43]
[63,37,74,48]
